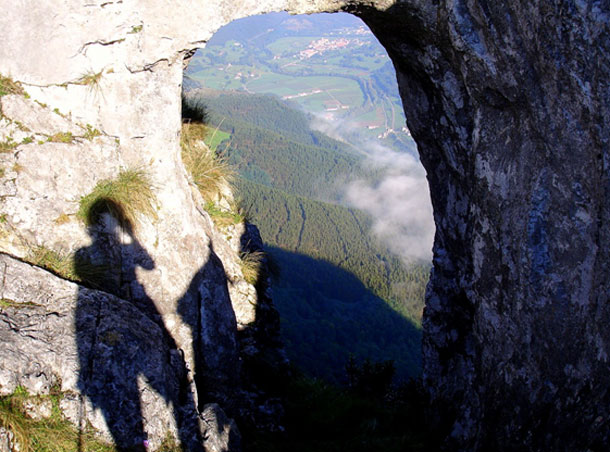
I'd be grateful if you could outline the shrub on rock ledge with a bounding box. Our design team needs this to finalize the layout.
[77,168,157,228]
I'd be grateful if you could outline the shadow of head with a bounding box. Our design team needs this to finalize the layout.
[84,197,155,271]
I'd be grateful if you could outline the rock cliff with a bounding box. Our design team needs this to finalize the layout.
[1,0,609,450]
[0,253,240,451]
[0,90,280,448]
[355,2,610,450]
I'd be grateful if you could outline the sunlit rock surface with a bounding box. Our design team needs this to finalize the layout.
[0,69,268,449]
[1,0,609,450]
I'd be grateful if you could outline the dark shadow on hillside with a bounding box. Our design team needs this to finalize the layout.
[264,245,422,384]
[235,239,433,452]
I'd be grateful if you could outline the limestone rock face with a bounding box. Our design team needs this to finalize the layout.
[0,428,14,452]
[0,75,269,448]
[0,254,241,451]
[1,0,609,450]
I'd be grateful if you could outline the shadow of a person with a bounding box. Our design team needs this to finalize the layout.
[74,198,202,451]
[176,241,240,412]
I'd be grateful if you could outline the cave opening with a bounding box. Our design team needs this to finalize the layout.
[181,11,434,387]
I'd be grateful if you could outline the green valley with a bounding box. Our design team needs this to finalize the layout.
[184,11,432,384]
[185,11,416,155]
[183,90,428,382]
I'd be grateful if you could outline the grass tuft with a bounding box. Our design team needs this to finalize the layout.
[0,75,25,97]
[240,250,265,285]
[77,71,102,87]
[203,201,243,227]
[29,247,76,280]
[77,70,104,98]
[14,120,30,133]
[54,213,71,225]
[83,124,101,140]
[234,199,254,224]
[128,24,143,34]
[47,132,74,143]
[181,93,209,124]
[28,246,108,288]
[0,298,40,309]
[77,168,157,228]
[0,138,18,153]
[0,387,116,452]
[181,122,234,201]
[0,391,30,452]
[156,432,181,452]
[181,121,207,142]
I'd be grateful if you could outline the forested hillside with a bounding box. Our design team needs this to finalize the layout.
[237,179,428,323]
[200,92,365,199]
[238,178,426,380]
[184,89,428,382]
[267,246,422,383]
[201,92,343,150]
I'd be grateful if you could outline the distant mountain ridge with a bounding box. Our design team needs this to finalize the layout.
[206,12,362,46]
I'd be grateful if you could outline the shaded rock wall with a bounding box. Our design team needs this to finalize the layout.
[353,2,610,450]
[1,0,609,450]
[0,253,241,451]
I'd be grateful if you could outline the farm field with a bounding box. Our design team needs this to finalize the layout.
[185,11,413,154]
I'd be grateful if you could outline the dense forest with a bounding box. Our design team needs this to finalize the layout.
[183,90,429,381]
[201,92,367,200]
[201,93,343,150]
[237,179,428,324]
[238,179,426,380]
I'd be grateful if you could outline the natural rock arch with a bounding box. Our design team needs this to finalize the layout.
[1,1,608,450]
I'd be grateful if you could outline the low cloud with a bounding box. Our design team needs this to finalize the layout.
[310,113,435,262]
[310,112,360,145]
[343,142,435,263]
